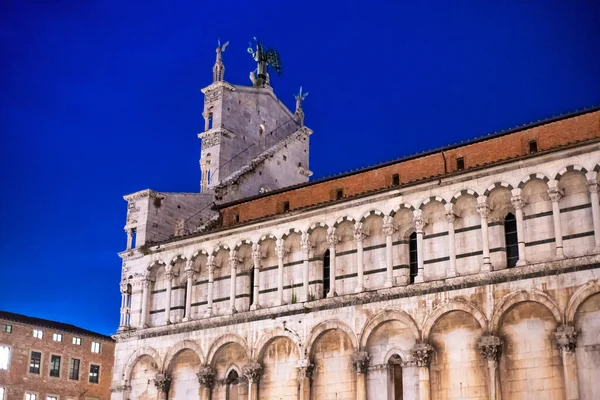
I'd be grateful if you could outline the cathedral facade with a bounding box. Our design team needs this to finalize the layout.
[110,44,600,400]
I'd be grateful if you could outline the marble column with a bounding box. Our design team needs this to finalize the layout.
[548,181,566,258]
[183,260,195,322]
[164,271,174,325]
[204,257,215,318]
[296,359,314,400]
[154,373,171,400]
[242,360,263,400]
[587,174,600,252]
[197,365,215,400]
[119,282,128,329]
[413,210,426,283]
[382,216,395,288]
[354,222,367,293]
[477,196,492,272]
[125,229,133,250]
[352,351,370,400]
[326,227,339,297]
[276,238,285,306]
[554,325,580,400]
[412,342,433,400]
[511,189,528,266]
[300,233,311,302]
[444,204,457,278]
[229,250,238,314]
[251,244,261,310]
[139,278,151,328]
[478,335,502,400]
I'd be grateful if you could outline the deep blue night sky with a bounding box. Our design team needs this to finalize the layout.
[1,1,599,335]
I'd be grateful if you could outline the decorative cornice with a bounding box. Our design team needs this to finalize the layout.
[123,189,159,202]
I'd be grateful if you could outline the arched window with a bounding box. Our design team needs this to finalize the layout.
[388,354,403,399]
[409,232,418,284]
[226,369,239,400]
[504,212,519,268]
[323,249,330,298]
[248,267,255,310]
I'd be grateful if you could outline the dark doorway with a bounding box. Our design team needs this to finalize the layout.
[323,249,330,298]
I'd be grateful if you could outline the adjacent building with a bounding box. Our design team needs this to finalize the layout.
[110,42,600,400]
[0,311,115,400]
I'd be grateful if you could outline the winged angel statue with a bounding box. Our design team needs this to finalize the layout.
[213,39,229,82]
[248,37,282,87]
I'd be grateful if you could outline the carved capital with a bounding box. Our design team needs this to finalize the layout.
[382,221,395,237]
[119,282,129,294]
[326,228,339,247]
[476,203,491,219]
[207,255,216,273]
[242,360,263,383]
[275,238,286,260]
[296,359,314,382]
[184,269,195,280]
[547,186,563,203]
[478,335,502,361]
[351,350,370,374]
[154,373,171,393]
[229,251,238,270]
[412,342,434,367]
[197,365,216,388]
[354,223,367,242]
[252,243,261,265]
[445,211,457,224]
[511,193,525,210]
[554,325,577,352]
[300,232,311,255]
[588,179,599,194]
[165,272,175,281]
[413,218,426,233]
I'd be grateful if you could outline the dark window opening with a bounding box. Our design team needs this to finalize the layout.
[504,213,519,268]
[389,354,403,400]
[456,157,465,171]
[249,267,255,310]
[29,351,41,374]
[283,201,290,212]
[226,369,239,398]
[336,189,344,200]
[208,113,213,129]
[69,359,80,381]
[131,228,137,249]
[234,213,240,223]
[529,140,538,153]
[392,173,400,186]
[409,232,418,284]
[49,355,61,378]
[323,249,331,298]
[283,155,287,161]
[89,364,100,384]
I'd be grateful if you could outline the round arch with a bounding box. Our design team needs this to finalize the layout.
[191,249,209,260]
[565,280,600,324]
[359,309,420,349]
[162,339,205,372]
[517,172,551,189]
[483,181,514,197]
[360,210,385,223]
[450,188,480,204]
[418,196,448,210]
[123,346,161,383]
[305,319,358,357]
[422,299,488,341]
[233,239,253,251]
[307,222,329,234]
[258,234,277,245]
[253,327,303,361]
[211,243,230,256]
[491,290,562,333]
[170,254,187,266]
[554,165,588,181]
[207,333,250,366]
[281,228,303,240]
[333,216,357,228]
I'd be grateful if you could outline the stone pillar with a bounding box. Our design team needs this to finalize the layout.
[183,261,194,322]
[352,351,370,400]
[154,373,171,400]
[554,325,579,400]
[444,204,457,278]
[413,210,426,283]
[326,227,339,297]
[354,222,367,293]
[197,365,216,400]
[229,250,238,314]
[511,189,528,266]
[587,174,600,252]
[478,335,502,400]
[300,233,311,302]
[204,257,215,318]
[251,244,261,310]
[412,342,433,400]
[200,158,208,193]
[548,181,566,258]
[477,196,493,272]
[125,229,133,250]
[164,271,174,325]
[296,359,314,400]
[382,216,395,288]
[276,238,285,306]
[242,360,263,400]
[119,282,127,329]
[139,278,150,328]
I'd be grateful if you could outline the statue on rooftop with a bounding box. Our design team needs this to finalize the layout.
[248,37,282,88]
[213,39,229,82]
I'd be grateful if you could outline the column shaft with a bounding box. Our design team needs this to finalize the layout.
[551,197,565,258]
[119,293,126,326]
[385,234,393,287]
[251,245,261,310]
[511,190,527,266]
[415,232,424,283]
[328,246,337,297]
[355,237,364,293]
[445,207,457,277]
[561,350,580,400]
[140,280,149,328]
[356,372,367,400]
[229,255,237,314]
[164,273,173,325]
[204,263,215,317]
[183,271,193,321]
[588,179,600,251]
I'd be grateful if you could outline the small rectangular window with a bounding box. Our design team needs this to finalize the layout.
[69,359,80,380]
[30,351,41,374]
[456,157,465,171]
[336,189,344,200]
[392,173,400,186]
[208,112,213,129]
[91,342,101,353]
[0,346,10,370]
[53,333,63,342]
[283,155,287,161]
[283,201,290,212]
[25,393,37,400]
[33,329,43,339]
[0,387,4,400]
[49,355,61,377]
[72,337,81,345]
[529,140,538,153]
[89,364,100,384]
[2,325,11,333]
[46,396,57,400]
[234,213,240,223]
